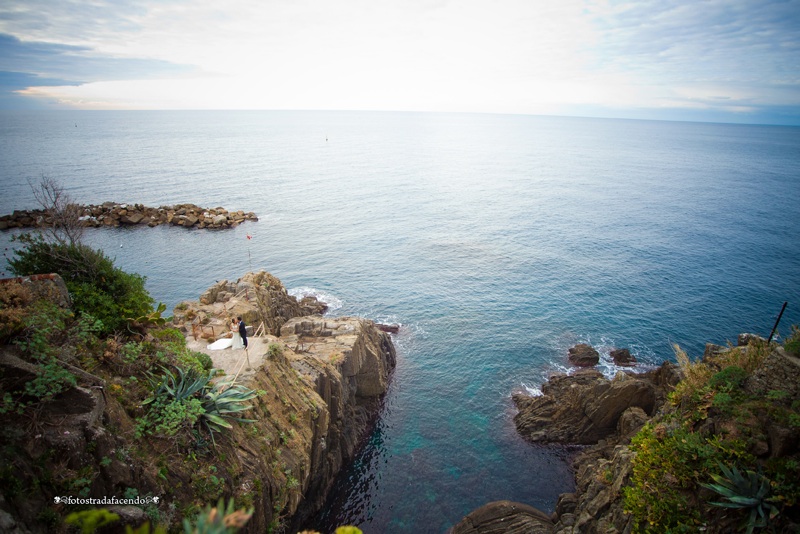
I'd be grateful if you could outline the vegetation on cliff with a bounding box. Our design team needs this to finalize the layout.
[622,336,800,533]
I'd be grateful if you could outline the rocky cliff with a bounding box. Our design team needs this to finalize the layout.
[0,271,396,533]
[453,337,800,534]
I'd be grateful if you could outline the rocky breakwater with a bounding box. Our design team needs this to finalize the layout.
[0,202,257,230]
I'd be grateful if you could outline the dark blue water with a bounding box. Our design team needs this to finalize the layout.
[2,110,799,532]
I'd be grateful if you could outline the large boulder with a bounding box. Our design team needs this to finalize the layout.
[610,348,636,366]
[514,364,672,445]
[568,344,599,367]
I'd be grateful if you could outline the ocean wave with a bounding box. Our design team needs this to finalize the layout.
[521,382,543,397]
[288,286,343,311]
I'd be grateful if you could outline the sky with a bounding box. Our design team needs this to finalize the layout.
[0,0,799,124]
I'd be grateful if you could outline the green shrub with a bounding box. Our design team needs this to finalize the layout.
[784,325,800,356]
[709,365,748,393]
[8,234,154,335]
[152,328,185,344]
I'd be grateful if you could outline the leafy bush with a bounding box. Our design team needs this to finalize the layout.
[785,325,800,356]
[625,341,800,532]
[8,234,153,335]
[709,365,748,393]
[138,367,258,443]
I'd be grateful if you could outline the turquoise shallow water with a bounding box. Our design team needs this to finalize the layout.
[2,110,799,532]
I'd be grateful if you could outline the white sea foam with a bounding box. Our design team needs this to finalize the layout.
[288,287,343,311]
[521,382,543,397]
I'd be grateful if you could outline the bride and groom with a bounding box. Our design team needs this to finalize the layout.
[208,317,249,350]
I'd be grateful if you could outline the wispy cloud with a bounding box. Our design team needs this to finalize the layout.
[0,0,798,122]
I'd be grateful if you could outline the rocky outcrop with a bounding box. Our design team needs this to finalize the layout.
[610,348,636,366]
[171,273,396,531]
[280,316,397,528]
[458,338,800,534]
[0,203,257,230]
[567,344,599,367]
[298,296,328,316]
[172,271,309,340]
[513,364,679,445]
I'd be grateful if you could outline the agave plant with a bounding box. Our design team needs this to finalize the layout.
[143,366,214,405]
[702,463,780,534]
[143,366,259,444]
[200,377,259,439]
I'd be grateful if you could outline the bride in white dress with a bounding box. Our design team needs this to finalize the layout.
[207,319,244,350]
[231,318,245,350]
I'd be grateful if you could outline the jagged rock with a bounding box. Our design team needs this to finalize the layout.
[450,500,554,534]
[119,212,144,225]
[568,343,599,367]
[768,423,799,458]
[377,323,400,333]
[610,348,636,366]
[704,343,727,359]
[738,332,766,346]
[179,272,307,338]
[514,365,669,445]
[299,296,329,315]
[617,406,649,439]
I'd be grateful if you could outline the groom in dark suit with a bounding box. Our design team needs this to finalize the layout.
[238,317,248,348]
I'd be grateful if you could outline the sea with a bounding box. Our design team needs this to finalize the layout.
[1,110,799,533]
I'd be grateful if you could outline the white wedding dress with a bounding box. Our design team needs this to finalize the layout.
[207,337,233,350]
[207,324,245,350]
[231,329,245,350]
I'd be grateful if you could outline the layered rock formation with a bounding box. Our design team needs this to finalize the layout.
[0,203,257,230]
[513,365,678,445]
[170,272,397,531]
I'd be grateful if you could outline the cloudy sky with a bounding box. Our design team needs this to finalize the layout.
[1,0,798,124]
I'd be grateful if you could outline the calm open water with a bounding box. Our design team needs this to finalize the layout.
[2,110,799,533]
